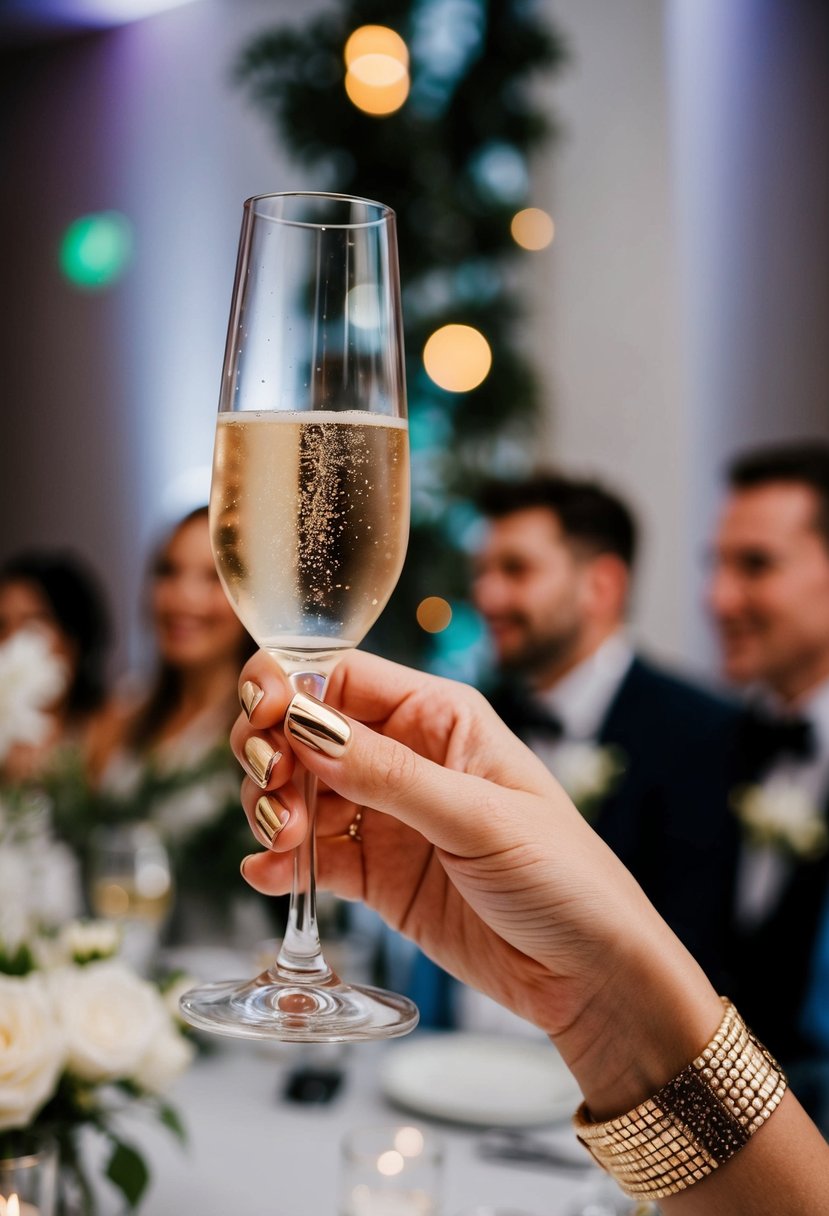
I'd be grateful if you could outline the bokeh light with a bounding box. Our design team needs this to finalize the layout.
[423,324,492,392]
[511,207,555,250]
[394,1127,425,1157]
[59,211,134,289]
[345,25,409,68]
[416,597,453,633]
[344,24,410,115]
[377,1150,405,1177]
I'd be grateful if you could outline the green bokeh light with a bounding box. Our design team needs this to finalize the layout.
[59,212,134,289]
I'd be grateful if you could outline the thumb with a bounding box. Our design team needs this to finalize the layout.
[285,692,521,857]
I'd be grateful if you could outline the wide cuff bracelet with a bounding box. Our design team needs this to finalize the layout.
[572,997,787,1200]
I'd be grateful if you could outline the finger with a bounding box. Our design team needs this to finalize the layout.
[239,776,307,852]
[237,650,293,728]
[241,829,368,901]
[230,714,296,789]
[327,649,448,724]
[285,694,559,858]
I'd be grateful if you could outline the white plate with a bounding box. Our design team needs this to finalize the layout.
[379,1033,581,1126]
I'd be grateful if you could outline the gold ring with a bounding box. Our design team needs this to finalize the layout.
[347,809,363,843]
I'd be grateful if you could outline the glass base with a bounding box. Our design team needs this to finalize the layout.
[179,967,420,1043]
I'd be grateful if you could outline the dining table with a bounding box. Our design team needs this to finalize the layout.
[121,1027,620,1216]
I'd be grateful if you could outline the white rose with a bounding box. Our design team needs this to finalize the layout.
[132,1021,194,1094]
[0,629,68,763]
[51,960,165,1083]
[0,974,65,1131]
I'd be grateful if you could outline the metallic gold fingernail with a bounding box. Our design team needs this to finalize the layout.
[286,692,352,758]
[243,736,281,787]
[240,855,253,879]
[240,680,264,721]
[255,796,289,847]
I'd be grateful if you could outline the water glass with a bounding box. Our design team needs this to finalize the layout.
[0,1134,57,1216]
[340,1125,444,1216]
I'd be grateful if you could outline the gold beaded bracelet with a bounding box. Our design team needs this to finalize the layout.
[572,998,787,1200]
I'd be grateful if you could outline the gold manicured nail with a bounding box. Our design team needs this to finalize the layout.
[243,736,280,788]
[240,680,264,720]
[286,692,351,757]
[240,855,252,878]
[255,796,289,847]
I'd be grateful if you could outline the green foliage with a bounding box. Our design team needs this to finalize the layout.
[0,940,35,975]
[105,1139,150,1209]
[236,0,566,674]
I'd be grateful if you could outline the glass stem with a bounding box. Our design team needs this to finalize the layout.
[276,670,330,980]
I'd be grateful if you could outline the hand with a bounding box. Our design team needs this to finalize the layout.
[231,649,717,1095]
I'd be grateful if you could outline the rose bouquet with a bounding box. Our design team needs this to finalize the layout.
[0,920,194,1214]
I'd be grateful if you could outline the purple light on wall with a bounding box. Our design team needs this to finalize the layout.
[1,0,202,31]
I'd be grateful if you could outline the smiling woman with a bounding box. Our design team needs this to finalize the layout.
[83,508,275,947]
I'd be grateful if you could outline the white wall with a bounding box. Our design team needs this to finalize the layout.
[0,0,300,670]
[532,0,687,667]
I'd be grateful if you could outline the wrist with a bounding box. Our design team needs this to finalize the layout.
[551,914,724,1120]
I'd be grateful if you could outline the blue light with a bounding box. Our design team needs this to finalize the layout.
[469,142,529,204]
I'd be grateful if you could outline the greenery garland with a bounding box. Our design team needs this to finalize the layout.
[235,0,566,676]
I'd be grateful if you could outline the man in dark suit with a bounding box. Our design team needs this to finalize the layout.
[708,442,829,1124]
[471,472,741,988]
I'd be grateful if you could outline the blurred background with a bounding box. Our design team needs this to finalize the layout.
[1,0,828,686]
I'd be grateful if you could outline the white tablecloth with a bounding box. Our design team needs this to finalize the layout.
[124,1035,612,1216]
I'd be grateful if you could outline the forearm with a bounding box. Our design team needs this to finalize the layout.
[661,1091,829,1215]
[552,911,829,1213]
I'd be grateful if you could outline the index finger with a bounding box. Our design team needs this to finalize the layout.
[239,648,437,730]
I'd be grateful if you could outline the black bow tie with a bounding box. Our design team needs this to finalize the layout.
[742,710,817,768]
[488,683,564,741]
[519,701,564,742]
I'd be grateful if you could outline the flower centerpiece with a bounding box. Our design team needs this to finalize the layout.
[0,920,194,1214]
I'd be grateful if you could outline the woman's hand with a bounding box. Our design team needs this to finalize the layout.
[230,647,828,1215]
[231,650,712,1073]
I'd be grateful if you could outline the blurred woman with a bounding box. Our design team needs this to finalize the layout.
[0,549,111,783]
[0,550,111,938]
[90,507,274,946]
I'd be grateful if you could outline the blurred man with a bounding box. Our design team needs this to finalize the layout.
[472,472,740,984]
[709,442,829,1114]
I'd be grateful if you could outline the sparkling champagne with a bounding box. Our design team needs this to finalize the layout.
[211,410,409,670]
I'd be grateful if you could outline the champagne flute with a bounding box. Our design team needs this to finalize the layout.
[179,192,418,1042]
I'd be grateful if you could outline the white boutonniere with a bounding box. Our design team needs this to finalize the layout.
[553,742,626,821]
[731,777,828,860]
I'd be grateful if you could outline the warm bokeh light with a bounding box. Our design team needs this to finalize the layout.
[394,1127,426,1156]
[511,207,555,250]
[344,24,410,116]
[345,59,410,115]
[59,211,134,289]
[423,324,492,392]
[416,597,453,633]
[376,1150,405,1177]
[345,25,409,69]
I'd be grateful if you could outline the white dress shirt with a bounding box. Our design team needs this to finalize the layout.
[529,630,635,765]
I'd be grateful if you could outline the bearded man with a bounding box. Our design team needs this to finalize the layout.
[472,472,740,986]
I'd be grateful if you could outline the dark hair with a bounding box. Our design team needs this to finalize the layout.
[130,506,256,750]
[475,472,638,568]
[727,441,829,546]
[0,550,111,716]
